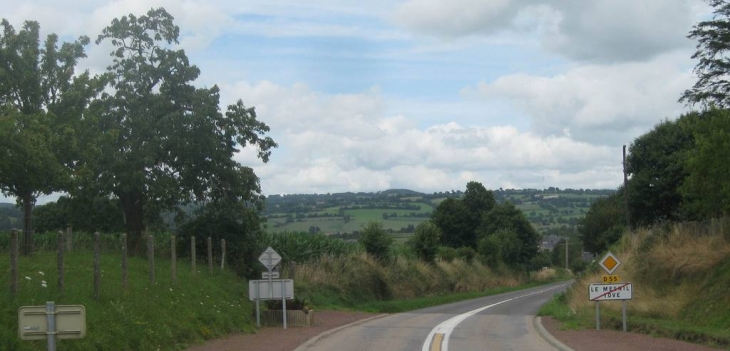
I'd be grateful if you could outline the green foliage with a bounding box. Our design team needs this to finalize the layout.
[579,191,626,253]
[359,221,394,261]
[261,231,360,264]
[479,202,540,264]
[478,229,521,267]
[177,207,264,279]
[680,0,730,109]
[0,19,93,244]
[431,197,473,248]
[33,196,126,233]
[437,246,458,262]
[626,113,701,225]
[680,109,730,218]
[77,8,276,253]
[0,250,253,351]
[407,221,441,263]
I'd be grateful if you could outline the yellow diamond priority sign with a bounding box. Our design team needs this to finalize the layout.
[599,252,621,275]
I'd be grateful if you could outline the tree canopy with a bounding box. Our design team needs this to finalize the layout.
[0,19,92,253]
[73,8,276,252]
[680,0,730,108]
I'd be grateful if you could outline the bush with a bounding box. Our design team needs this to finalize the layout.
[359,222,394,261]
[437,246,458,262]
[177,208,264,278]
[408,221,441,263]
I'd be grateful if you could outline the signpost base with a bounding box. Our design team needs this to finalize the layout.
[595,301,600,330]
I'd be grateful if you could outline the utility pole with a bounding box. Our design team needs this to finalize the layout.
[623,145,631,232]
[565,237,569,271]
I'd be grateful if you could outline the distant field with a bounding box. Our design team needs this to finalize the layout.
[262,189,612,235]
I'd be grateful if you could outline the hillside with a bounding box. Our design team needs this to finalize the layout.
[542,217,730,348]
[263,188,613,237]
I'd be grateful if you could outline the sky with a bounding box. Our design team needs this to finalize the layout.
[0,0,711,202]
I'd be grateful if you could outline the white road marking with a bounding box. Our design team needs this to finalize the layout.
[421,284,567,351]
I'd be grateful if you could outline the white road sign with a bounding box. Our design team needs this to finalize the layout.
[248,279,294,300]
[262,271,280,279]
[589,283,632,301]
[258,247,282,271]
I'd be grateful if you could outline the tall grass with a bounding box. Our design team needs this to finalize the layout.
[0,248,252,351]
[545,217,730,348]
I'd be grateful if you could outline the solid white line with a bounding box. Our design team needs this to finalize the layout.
[421,285,566,351]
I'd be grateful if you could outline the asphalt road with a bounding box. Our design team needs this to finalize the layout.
[298,281,572,351]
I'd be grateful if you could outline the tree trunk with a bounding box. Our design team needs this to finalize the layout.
[120,191,145,256]
[21,192,34,256]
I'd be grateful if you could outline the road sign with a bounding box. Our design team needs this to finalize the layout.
[262,271,280,279]
[248,279,294,301]
[598,252,621,274]
[258,247,282,271]
[589,283,632,301]
[601,275,621,283]
[19,304,86,340]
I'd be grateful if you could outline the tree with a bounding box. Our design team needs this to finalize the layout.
[0,19,91,254]
[431,198,473,248]
[579,191,625,254]
[626,114,700,226]
[679,108,730,218]
[478,202,540,264]
[359,221,393,261]
[407,221,441,263]
[680,0,730,108]
[79,9,276,253]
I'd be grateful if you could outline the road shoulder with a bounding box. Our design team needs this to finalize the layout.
[539,316,723,351]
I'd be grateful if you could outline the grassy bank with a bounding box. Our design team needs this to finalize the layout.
[539,218,730,349]
[0,251,253,351]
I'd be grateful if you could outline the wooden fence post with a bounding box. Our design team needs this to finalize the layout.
[94,232,101,300]
[191,236,196,273]
[207,237,213,274]
[57,231,65,293]
[10,229,18,297]
[220,239,226,270]
[147,233,155,285]
[66,226,73,252]
[121,233,128,289]
[171,235,177,283]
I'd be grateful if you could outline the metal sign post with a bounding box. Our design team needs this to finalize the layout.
[591,251,631,331]
[19,302,86,351]
[253,247,293,329]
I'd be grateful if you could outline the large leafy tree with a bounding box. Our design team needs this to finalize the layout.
[478,202,540,265]
[679,108,730,218]
[625,114,701,226]
[80,8,276,253]
[0,19,91,254]
[680,0,730,108]
[431,198,473,248]
[579,190,626,254]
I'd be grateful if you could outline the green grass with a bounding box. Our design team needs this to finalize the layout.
[0,251,254,351]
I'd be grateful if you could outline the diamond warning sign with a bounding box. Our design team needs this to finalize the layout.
[599,252,621,274]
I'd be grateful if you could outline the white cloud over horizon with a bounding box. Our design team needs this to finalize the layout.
[0,0,711,204]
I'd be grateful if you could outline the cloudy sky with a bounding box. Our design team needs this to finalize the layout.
[1,0,710,201]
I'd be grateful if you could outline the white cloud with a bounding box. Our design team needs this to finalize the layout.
[394,0,707,62]
[225,81,619,195]
[464,52,695,145]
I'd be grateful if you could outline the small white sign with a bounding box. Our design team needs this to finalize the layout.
[262,272,280,279]
[249,279,294,300]
[589,283,632,301]
[258,247,282,271]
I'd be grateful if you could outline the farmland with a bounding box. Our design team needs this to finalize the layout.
[262,188,613,237]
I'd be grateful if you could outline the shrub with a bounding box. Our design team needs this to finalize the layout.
[408,221,441,263]
[359,222,394,261]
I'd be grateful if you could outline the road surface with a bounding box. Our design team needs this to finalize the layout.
[298,281,571,351]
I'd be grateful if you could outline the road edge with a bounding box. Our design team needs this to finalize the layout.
[293,314,389,351]
[534,316,575,351]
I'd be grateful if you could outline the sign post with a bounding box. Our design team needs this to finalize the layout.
[252,247,293,329]
[591,252,631,331]
[19,302,86,351]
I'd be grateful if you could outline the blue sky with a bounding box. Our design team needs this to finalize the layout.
[1,0,711,203]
